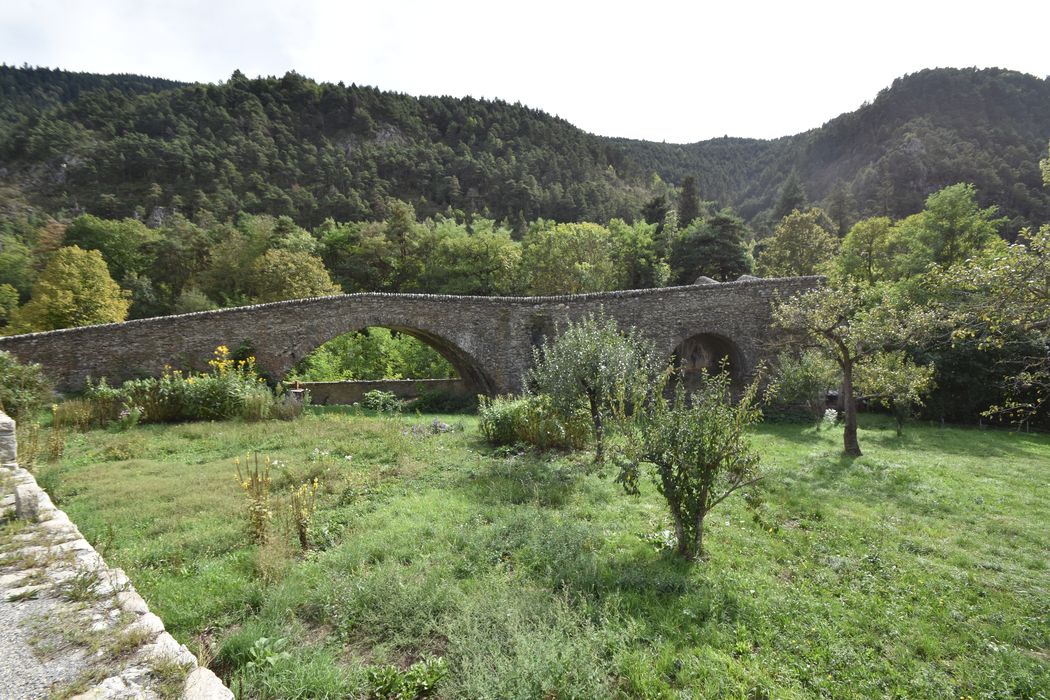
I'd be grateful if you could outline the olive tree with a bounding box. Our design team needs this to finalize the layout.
[526,312,659,463]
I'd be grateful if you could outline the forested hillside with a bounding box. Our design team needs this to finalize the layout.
[619,68,1050,233]
[0,65,649,227]
[1,65,1048,233]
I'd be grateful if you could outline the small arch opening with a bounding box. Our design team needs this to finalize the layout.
[671,333,744,393]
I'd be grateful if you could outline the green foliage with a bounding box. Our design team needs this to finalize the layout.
[836,216,894,285]
[521,222,622,295]
[677,175,701,226]
[477,394,590,450]
[756,209,838,277]
[0,350,51,420]
[618,68,1050,234]
[246,248,342,303]
[244,636,292,672]
[888,183,1004,277]
[856,350,935,435]
[771,170,808,223]
[236,453,273,545]
[1,67,646,226]
[1042,140,1050,188]
[0,283,21,328]
[526,312,660,462]
[63,214,158,283]
[773,284,935,455]
[361,390,404,414]
[78,346,279,426]
[670,210,753,283]
[366,656,447,699]
[769,350,838,420]
[935,225,1050,423]
[621,371,763,560]
[291,328,456,382]
[11,245,130,331]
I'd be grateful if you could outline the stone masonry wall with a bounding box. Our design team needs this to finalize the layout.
[0,410,232,699]
[0,277,821,395]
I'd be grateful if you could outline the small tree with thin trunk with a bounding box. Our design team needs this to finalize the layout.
[773,284,932,456]
[619,369,763,561]
[526,311,658,464]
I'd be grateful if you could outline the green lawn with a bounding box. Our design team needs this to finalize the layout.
[30,411,1050,699]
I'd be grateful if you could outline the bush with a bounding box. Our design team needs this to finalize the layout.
[361,389,404,414]
[0,350,52,421]
[478,394,590,450]
[74,346,296,427]
[83,377,126,425]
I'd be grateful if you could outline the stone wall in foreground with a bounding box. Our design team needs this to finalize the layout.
[0,411,231,700]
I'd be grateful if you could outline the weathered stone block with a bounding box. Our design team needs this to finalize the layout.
[14,484,38,520]
[0,411,15,464]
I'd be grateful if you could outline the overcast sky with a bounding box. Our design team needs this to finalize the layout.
[3,0,1049,143]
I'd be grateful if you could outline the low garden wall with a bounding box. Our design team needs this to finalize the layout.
[299,378,470,405]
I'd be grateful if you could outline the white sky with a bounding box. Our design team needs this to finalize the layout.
[2,0,1049,143]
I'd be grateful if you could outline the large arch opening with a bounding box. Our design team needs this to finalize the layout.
[670,333,745,393]
[288,325,494,405]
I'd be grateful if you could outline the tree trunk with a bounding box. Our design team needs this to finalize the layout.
[842,361,862,456]
[588,392,604,464]
[690,514,704,561]
[671,507,688,559]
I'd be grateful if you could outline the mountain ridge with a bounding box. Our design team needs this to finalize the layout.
[1,65,1048,233]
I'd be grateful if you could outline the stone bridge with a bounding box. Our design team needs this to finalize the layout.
[0,277,820,394]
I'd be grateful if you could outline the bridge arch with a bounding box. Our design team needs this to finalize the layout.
[669,331,748,389]
[283,317,497,396]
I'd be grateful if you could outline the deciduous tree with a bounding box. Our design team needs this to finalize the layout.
[757,209,838,277]
[11,246,130,331]
[773,284,932,455]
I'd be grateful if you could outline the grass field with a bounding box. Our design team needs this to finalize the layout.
[26,410,1050,699]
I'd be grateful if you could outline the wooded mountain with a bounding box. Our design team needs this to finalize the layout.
[1,65,1048,233]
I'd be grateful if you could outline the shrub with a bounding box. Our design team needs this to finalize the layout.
[0,350,52,421]
[366,656,448,699]
[83,377,126,425]
[769,350,837,421]
[478,394,590,450]
[620,369,763,560]
[361,389,403,414]
[526,311,659,462]
[290,479,319,550]
[77,346,290,427]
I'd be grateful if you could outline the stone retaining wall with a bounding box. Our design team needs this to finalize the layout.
[300,378,470,405]
[0,411,232,699]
